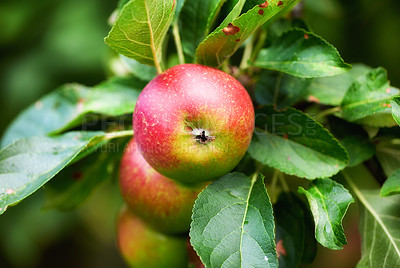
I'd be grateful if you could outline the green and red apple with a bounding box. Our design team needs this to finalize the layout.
[117,206,188,268]
[119,138,206,234]
[133,64,255,183]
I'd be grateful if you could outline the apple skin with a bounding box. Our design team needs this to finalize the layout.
[133,64,255,183]
[119,138,206,234]
[117,206,188,268]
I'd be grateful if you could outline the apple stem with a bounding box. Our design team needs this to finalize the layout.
[173,21,185,65]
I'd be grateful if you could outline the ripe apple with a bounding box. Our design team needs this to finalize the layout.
[119,138,206,234]
[133,64,255,183]
[117,206,188,268]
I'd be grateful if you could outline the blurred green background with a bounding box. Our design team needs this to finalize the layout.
[0,0,399,267]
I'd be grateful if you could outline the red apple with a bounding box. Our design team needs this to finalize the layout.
[119,138,206,234]
[133,64,255,183]
[117,206,188,268]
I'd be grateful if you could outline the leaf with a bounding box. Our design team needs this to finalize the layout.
[179,0,227,57]
[356,189,400,267]
[255,70,312,109]
[43,138,128,210]
[119,55,157,81]
[105,0,176,68]
[381,169,400,197]
[190,173,278,268]
[196,0,300,67]
[306,63,372,106]
[376,139,400,177]
[274,193,305,267]
[298,178,354,250]
[0,131,106,215]
[392,96,400,126]
[341,67,399,127]
[253,28,351,78]
[248,106,349,179]
[328,117,375,167]
[1,77,145,147]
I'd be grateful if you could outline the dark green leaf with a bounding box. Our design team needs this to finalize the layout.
[328,117,375,167]
[306,63,372,106]
[1,77,145,147]
[356,189,400,267]
[0,131,106,215]
[392,96,400,126]
[196,0,300,67]
[180,0,227,57]
[298,178,354,250]
[248,106,349,179]
[255,70,311,109]
[376,139,400,177]
[43,138,128,210]
[274,193,305,267]
[105,0,175,67]
[381,169,400,197]
[341,67,399,127]
[190,173,277,267]
[253,29,351,78]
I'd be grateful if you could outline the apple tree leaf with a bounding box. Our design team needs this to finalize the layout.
[248,106,349,179]
[0,131,109,215]
[356,189,400,267]
[190,172,278,267]
[43,138,129,210]
[1,76,145,147]
[196,0,300,67]
[380,169,400,197]
[340,67,399,127]
[391,96,400,126]
[306,63,372,106]
[298,178,354,250]
[179,0,227,58]
[105,0,176,68]
[253,28,351,78]
[255,70,312,109]
[376,139,400,177]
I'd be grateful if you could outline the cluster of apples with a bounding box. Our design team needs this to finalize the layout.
[116,64,255,267]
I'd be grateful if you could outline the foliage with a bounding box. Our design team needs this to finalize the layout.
[1,0,400,267]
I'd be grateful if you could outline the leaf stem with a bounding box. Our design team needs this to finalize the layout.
[104,130,134,140]
[270,169,280,202]
[273,72,284,106]
[239,36,253,70]
[172,21,185,65]
[278,172,290,192]
[316,106,341,121]
[251,29,267,62]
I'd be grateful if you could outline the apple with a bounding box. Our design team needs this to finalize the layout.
[117,206,188,268]
[133,64,255,183]
[119,138,206,234]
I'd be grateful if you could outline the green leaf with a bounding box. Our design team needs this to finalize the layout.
[119,55,157,81]
[43,138,128,210]
[190,173,277,267]
[248,106,349,179]
[306,63,372,106]
[1,77,145,147]
[341,67,399,127]
[253,28,351,78]
[356,189,400,267]
[391,96,400,126]
[196,0,300,67]
[376,139,400,177]
[381,169,400,197]
[274,193,306,267]
[255,70,312,109]
[105,0,176,69]
[0,131,106,215]
[298,178,354,250]
[179,0,227,57]
[328,117,375,167]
